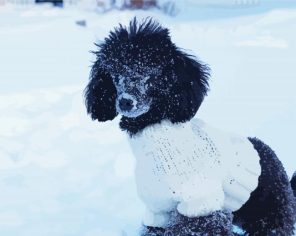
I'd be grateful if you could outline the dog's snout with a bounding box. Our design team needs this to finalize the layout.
[119,98,134,112]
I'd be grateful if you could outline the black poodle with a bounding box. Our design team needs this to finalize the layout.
[84,18,296,236]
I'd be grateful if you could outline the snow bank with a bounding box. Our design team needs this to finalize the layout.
[0,3,295,235]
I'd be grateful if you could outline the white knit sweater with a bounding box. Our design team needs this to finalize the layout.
[129,119,261,227]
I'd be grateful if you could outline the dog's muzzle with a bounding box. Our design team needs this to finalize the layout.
[117,93,137,113]
[116,93,151,118]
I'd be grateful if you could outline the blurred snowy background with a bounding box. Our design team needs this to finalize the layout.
[0,0,295,235]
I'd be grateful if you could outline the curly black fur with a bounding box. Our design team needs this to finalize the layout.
[84,18,210,135]
[84,60,118,121]
[233,138,296,236]
[141,211,234,236]
[291,172,296,197]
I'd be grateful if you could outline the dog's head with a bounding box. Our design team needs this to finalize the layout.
[85,18,210,132]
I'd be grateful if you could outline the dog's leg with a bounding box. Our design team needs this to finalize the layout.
[233,138,296,236]
[140,226,165,236]
[140,208,171,236]
[165,210,234,236]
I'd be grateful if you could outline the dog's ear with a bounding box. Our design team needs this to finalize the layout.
[167,52,210,123]
[84,60,118,122]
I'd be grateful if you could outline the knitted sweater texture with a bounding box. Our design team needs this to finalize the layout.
[129,119,261,227]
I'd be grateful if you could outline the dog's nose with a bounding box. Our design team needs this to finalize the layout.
[119,98,134,112]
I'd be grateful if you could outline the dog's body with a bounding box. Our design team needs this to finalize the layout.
[85,19,296,235]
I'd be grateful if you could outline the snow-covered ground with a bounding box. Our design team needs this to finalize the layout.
[0,2,295,235]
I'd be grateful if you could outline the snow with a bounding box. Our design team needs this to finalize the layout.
[0,2,295,235]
